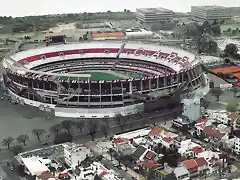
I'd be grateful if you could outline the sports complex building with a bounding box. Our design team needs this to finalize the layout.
[1,40,209,119]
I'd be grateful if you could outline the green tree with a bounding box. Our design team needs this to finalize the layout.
[61,120,74,134]
[49,124,62,134]
[2,137,14,150]
[226,102,238,112]
[224,43,239,57]
[74,120,85,132]
[101,123,109,138]
[32,129,46,143]
[210,87,223,101]
[86,119,99,141]
[17,134,29,146]
[115,113,127,132]
[11,145,23,155]
[232,86,240,97]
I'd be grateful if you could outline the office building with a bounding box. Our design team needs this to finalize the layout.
[191,6,232,22]
[136,7,173,23]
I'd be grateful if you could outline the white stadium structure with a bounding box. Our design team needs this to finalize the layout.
[2,41,209,119]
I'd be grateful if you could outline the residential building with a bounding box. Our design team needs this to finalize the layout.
[174,166,190,180]
[190,6,232,22]
[147,165,177,180]
[136,7,173,23]
[115,142,135,156]
[63,143,91,169]
[195,157,209,177]
[172,116,190,131]
[183,160,198,179]
[202,126,225,143]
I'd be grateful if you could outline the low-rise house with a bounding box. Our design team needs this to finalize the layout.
[192,146,204,157]
[115,142,135,156]
[183,160,198,179]
[202,126,225,143]
[161,137,174,148]
[174,165,190,180]
[148,165,177,180]
[132,145,148,161]
[195,157,209,177]
[140,159,161,171]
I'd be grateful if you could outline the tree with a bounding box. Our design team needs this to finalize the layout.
[74,120,85,132]
[210,87,223,101]
[115,113,127,132]
[2,137,14,150]
[201,97,211,109]
[232,86,239,97]
[108,148,115,161]
[101,123,109,138]
[226,102,238,112]
[86,119,99,141]
[54,132,73,144]
[17,135,29,146]
[11,145,23,155]
[49,124,62,134]
[32,129,46,143]
[224,43,239,57]
[61,120,74,134]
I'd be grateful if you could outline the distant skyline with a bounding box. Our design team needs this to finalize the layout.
[0,0,240,17]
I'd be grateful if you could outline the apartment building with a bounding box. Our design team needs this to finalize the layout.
[191,6,232,22]
[136,7,173,23]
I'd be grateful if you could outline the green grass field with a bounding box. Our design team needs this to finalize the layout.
[59,71,148,81]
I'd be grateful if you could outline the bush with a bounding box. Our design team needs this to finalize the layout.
[54,132,73,144]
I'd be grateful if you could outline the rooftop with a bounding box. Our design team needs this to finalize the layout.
[174,166,189,177]
[202,126,225,139]
[137,7,173,13]
[195,157,208,167]
[183,159,198,169]
[192,5,226,10]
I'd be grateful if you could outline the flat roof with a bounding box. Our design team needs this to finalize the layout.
[21,157,49,176]
[192,5,226,10]
[137,7,173,13]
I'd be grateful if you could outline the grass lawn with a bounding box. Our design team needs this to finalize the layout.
[59,71,125,81]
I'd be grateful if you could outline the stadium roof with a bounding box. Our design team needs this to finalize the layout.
[21,157,49,176]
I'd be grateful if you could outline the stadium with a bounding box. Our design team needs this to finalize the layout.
[1,39,208,118]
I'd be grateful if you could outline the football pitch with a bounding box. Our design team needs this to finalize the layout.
[58,71,146,81]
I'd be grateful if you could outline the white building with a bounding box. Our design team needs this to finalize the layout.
[191,6,232,22]
[63,143,91,169]
[125,28,154,39]
[136,7,173,23]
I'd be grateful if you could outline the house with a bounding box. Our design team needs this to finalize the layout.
[132,145,148,161]
[147,165,177,180]
[161,137,174,148]
[149,127,163,136]
[140,159,161,171]
[183,160,198,179]
[173,166,190,180]
[202,126,225,142]
[229,113,239,125]
[195,157,209,177]
[115,142,135,156]
[192,146,204,157]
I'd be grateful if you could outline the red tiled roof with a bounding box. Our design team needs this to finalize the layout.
[149,127,162,136]
[192,146,204,154]
[92,32,125,38]
[114,138,129,144]
[99,171,109,177]
[202,126,225,139]
[145,151,154,160]
[195,157,208,167]
[196,118,208,124]
[230,113,240,121]
[162,137,173,143]
[142,159,161,169]
[183,160,198,169]
[40,172,55,180]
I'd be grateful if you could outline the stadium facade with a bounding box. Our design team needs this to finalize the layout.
[2,42,209,119]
